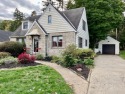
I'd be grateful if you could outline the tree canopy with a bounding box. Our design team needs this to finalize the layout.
[67,0,125,48]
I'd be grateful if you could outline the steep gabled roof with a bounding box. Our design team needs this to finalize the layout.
[0,30,12,42]
[11,15,41,37]
[62,8,84,30]
[10,26,27,37]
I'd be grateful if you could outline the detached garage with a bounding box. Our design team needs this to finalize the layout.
[98,36,120,55]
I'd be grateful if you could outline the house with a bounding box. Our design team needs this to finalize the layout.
[10,4,89,56]
[97,36,120,55]
[0,30,12,43]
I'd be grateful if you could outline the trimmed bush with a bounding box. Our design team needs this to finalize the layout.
[61,44,95,67]
[0,41,25,57]
[0,56,18,65]
[84,58,94,66]
[0,52,11,59]
[18,53,36,64]
[36,54,43,60]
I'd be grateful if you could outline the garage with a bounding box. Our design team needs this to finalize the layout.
[102,44,115,54]
[98,36,120,55]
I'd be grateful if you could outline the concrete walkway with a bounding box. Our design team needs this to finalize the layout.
[36,61,88,94]
[88,55,125,94]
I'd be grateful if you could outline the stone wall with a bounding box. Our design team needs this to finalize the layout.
[47,32,76,56]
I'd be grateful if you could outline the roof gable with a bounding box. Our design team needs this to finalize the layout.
[38,4,76,33]
[25,21,47,36]
[62,8,84,29]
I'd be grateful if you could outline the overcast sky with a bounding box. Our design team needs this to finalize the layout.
[0,0,68,20]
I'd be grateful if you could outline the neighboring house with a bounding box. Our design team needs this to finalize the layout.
[10,4,89,56]
[97,36,120,55]
[0,30,12,43]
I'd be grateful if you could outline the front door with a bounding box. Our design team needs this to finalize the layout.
[33,36,39,52]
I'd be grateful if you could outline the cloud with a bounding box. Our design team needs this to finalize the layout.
[13,0,40,11]
[0,0,40,20]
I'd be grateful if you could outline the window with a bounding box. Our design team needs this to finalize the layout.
[52,36,63,47]
[48,15,52,24]
[78,37,83,48]
[23,22,28,29]
[83,20,86,31]
[17,38,25,43]
[85,39,87,46]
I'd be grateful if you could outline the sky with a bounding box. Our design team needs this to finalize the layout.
[0,0,68,20]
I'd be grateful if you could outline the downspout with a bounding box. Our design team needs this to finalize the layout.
[45,35,48,57]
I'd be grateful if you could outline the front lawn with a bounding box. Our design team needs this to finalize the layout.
[0,65,73,94]
[119,50,125,59]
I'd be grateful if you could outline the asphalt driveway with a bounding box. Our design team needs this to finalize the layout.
[88,55,125,94]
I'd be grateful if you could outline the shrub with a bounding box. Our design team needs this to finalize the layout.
[62,44,77,57]
[0,56,18,65]
[0,41,25,57]
[51,56,60,63]
[36,54,43,60]
[18,53,35,64]
[84,58,94,66]
[0,52,11,59]
[63,54,77,67]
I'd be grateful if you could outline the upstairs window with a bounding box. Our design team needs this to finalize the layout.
[78,37,83,48]
[48,15,52,24]
[52,36,63,47]
[83,20,86,31]
[23,22,28,29]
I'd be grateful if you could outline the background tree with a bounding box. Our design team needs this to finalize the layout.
[31,11,37,16]
[56,0,64,10]
[0,20,12,31]
[67,0,125,49]
[9,8,25,31]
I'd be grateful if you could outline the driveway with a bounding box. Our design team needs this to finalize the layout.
[88,55,125,94]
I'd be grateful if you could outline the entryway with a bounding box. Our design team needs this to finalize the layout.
[33,36,39,52]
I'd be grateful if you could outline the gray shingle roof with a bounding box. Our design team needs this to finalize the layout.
[11,7,84,37]
[0,30,12,42]
[24,15,41,22]
[62,8,84,30]
[11,15,41,37]
[10,25,27,37]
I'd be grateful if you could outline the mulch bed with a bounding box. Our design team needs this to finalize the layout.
[0,63,42,69]
[70,64,90,80]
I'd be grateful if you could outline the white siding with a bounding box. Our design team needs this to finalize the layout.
[38,4,75,33]
[98,36,120,54]
[10,37,16,41]
[76,8,89,49]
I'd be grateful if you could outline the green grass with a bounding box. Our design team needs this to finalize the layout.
[119,50,125,59]
[0,65,73,94]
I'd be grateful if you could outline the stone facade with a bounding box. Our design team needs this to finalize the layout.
[26,23,46,56]
[47,31,76,56]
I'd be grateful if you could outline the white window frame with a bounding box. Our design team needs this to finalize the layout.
[48,15,52,24]
[22,21,29,30]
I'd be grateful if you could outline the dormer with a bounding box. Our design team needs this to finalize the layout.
[22,21,29,30]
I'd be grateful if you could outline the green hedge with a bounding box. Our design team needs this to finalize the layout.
[0,41,25,57]
[0,52,11,59]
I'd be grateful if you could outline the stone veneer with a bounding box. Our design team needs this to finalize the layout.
[47,31,76,56]
[26,23,46,56]
[26,24,76,56]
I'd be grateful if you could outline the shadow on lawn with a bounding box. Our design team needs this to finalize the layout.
[0,63,42,69]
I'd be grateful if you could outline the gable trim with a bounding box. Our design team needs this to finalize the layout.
[77,8,85,30]
[38,4,77,32]
[25,20,47,36]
